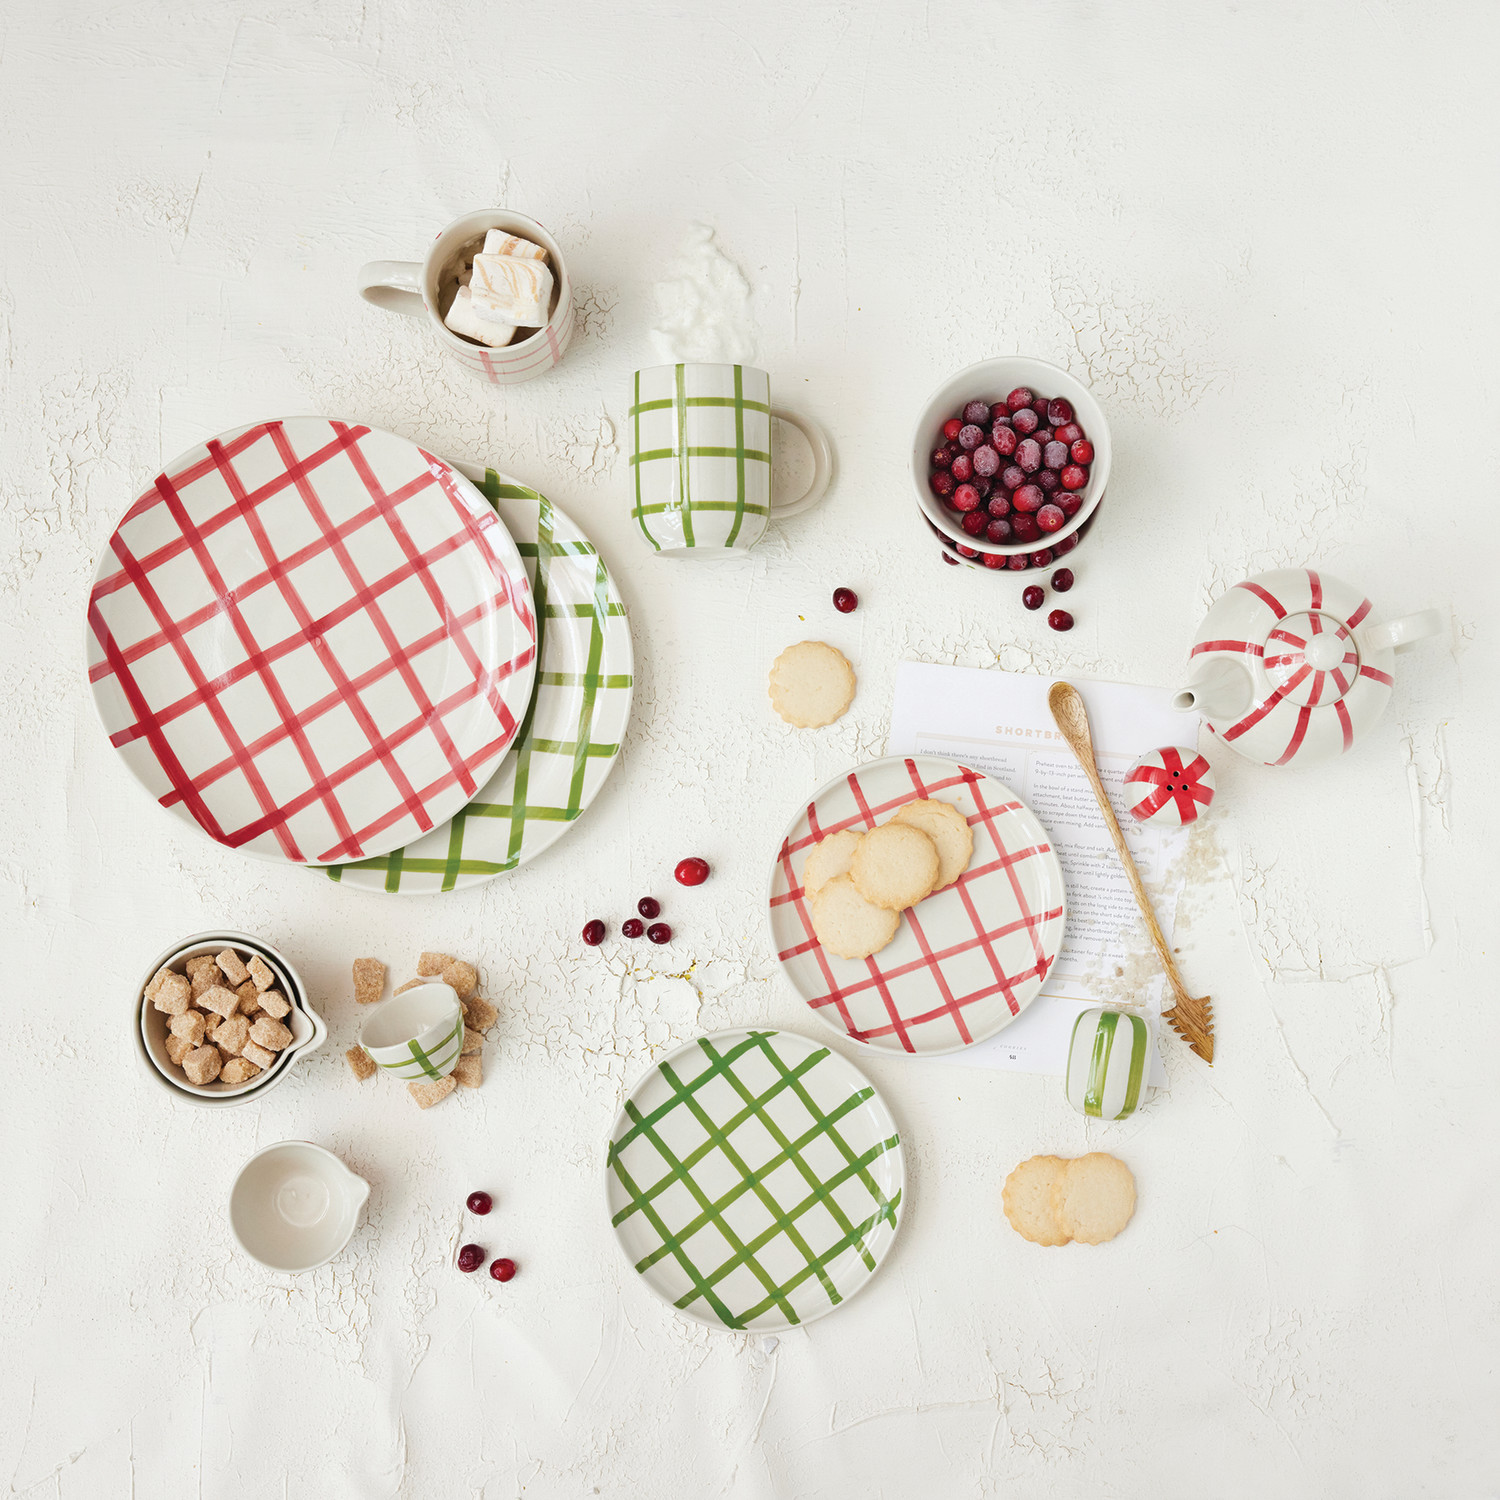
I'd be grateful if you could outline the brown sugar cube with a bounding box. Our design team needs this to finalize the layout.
[352,958,386,1006]
[199,984,240,1021]
[417,951,454,977]
[190,963,224,998]
[220,1057,261,1085]
[165,1033,195,1066]
[257,988,291,1020]
[241,1040,277,1070]
[184,955,215,978]
[407,1074,457,1109]
[152,971,193,1016]
[145,966,175,1003]
[453,1052,482,1090]
[463,996,498,1032]
[182,1045,223,1085]
[441,960,479,999]
[346,1046,377,1081]
[395,978,424,995]
[249,1016,292,1052]
[211,1015,250,1057]
[216,949,251,986]
[235,980,260,1014]
[461,1026,484,1056]
[169,1010,206,1045]
[247,955,276,992]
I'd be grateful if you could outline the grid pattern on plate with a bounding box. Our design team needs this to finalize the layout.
[325,471,632,892]
[607,1031,902,1331]
[769,757,1066,1055]
[87,421,537,864]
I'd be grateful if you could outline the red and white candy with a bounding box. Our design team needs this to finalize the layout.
[1123,746,1215,826]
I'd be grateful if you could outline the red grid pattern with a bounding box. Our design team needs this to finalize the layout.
[442,294,574,385]
[768,757,1066,1055]
[87,420,537,863]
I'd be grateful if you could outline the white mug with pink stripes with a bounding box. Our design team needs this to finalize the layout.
[1174,566,1441,768]
[357,209,573,386]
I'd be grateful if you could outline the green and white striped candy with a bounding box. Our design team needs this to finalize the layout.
[1065,1008,1150,1120]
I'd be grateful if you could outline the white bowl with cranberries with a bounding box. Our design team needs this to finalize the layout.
[911,356,1112,558]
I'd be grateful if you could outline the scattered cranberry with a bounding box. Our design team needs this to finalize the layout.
[1000,464,1025,490]
[1011,407,1039,435]
[832,587,858,613]
[991,425,1018,456]
[1051,568,1074,592]
[675,857,710,886]
[931,446,953,469]
[1070,439,1094,465]
[1012,484,1043,513]
[952,483,981,512]
[1011,512,1040,543]
[1016,438,1042,474]
[1037,468,1060,492]
[489,1258,516,1282]
[949,451,973,482]
[1055,534,1079,555]
[1060,464,1087,491]
[961,510,987,536]
[647,922,672,944]
[1007,554,1030,570]
[582,919,605,946]
[1056,422,1083,444]
[1043,441,1069,470]
[1031,548,1054,567]
[1036,503,1065,533]
[962,400,992,425]
[986,517,1012,542]
[942,417,962,441]
[1047,397,1074,425]
[986,492,1011,517]
[971,445,999,477]
[982,551,1006,569]
[1022,585,1044,610]
[457,1244,485,1272]
[942,552,959,565]
[957,423,984,450]
[622,917,645,938]
[637,896,661,918]
[930,470,955,498]
[1048,609,1074,632]
[1005,386,1034,412]
[466,1191,493,1216]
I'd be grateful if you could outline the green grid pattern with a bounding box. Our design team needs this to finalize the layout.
[376,1013,465,1080]
[324,471,631,892]
[608,1031,902,1330]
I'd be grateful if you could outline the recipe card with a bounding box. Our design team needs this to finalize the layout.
[888,663,1194,1085]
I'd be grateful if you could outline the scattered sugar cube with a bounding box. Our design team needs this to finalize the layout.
[249,1017,292,1052]
[395,978,424,994]
[441,960,479,999]
[165,1033,194,1066]
[212,1015,250,1056]
[346,1046,376,1081]
[182,1045,223,1085]
[247,955,275,991]
[241,1040,277,1070]
[216,949,250,986]
[352,957,386,1006]
[235,980,259,1014]
[453,1053,482,1089]
[257,988,291,1020]
[461,1026,484,1056]
[482,229,547,261]
[220,1057,261,1085]
[152,971,192,1016]
[443,284,518,348]
[463,996,498,1031]
[417,952,454,977]
[408,1075,457,1109]
[190,963,224,998]
[199,984,240,1021]
[169,1010,206,1045]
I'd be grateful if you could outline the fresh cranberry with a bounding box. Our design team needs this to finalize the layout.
[1012,483,1043,513]
[982,551,1006,569]
[1070,439,1094,464]
[1051,568,1074,592]
[973,477,992,498]
[1048,609,1074,632]
[637,896,662,918]
[582,919,605,946]
[675,857,709,886]
[942,552,959,565]
[1007,554,1030,570]
[1060,464,1087,490]
[1034,428,1054,447]
[466,1191,493,1216]
[1036,503,1065,533]
[971,445,1000,477]
[1000,464,1025,490]
[1047,398,1074,425]
[950,452,974,483]
[1022,585,1044,610]
[1043,441,1069,470]
[952,483,981,512]
[647,922,672,944]
[961,510,987,536]
[931,447,952,470]
[1056,422,1083,444]
[956,544,979,558]
[930,470,955,498]
[1031,395,1050,416]
[1015,438,1042,474]
[991,408,1012,424]
[622,918,645,938]
[962,400,992,425]
[1054,533,1079,555]
[833,587,858,614]
[986,517,1012,543]
[489,1258,516,1282]
[991,425,1018,456]
[1011,407,1039,435]
[1058,492,1083,516]
[957,424,984,451]
[942,417,962,442]
[1037,469,1060,492]
[986,492,1011,517]
[1011,513,1040,542]
[1032,550,1055,568]
[1005,386,1034,412]
[457,1244,485,1272]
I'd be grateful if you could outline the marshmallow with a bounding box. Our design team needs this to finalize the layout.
[443,285,518,348]
[470,254,553,328]
[482,230,548,261]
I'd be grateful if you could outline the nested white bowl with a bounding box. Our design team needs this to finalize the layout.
[230,1141,369,1272]
[134,929,327,1107]
[910,355,1112,555]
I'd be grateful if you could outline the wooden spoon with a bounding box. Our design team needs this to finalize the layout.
[1047,681,1215,1064]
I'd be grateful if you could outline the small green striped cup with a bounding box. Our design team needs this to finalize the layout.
[358,982,465,1082]
[627,363,832,555]
[1065,1008,1151,1121]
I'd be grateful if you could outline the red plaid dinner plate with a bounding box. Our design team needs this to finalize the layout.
[768,755,1067,1056]
[86,418,538,865]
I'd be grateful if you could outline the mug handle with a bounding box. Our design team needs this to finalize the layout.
[1355,608,1443,655]
[769,406,834,519]
[356,260,425,318]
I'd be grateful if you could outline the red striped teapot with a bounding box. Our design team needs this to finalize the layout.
[1174,567,1441,767]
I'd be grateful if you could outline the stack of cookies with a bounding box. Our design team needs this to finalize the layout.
[804,798,974,959]
[1002,1153,1136,1246]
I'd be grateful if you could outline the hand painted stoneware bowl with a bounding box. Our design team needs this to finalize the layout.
[230,1141,370,1272]
[358,982,465,1081]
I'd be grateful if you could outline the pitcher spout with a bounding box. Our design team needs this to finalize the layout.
[1173,656,1254,723]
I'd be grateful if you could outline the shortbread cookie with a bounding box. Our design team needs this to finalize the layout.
[850,823,939,911]
[803,829,864,896]
[808,874,900,960]
[890,799,974,892]
[769,641,856,728]
[1002,1155,1071,1246]
[1049,1153,1136,1245]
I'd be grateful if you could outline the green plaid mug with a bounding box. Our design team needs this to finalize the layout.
[628,363,833,555]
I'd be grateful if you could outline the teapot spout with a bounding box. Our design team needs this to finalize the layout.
[1173,656,1254,723]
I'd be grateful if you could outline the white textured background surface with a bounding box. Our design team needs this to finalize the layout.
[3,2,1496,1495]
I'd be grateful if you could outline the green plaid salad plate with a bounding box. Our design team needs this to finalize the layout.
[606,1029,905,1332]
[323,464,632,892]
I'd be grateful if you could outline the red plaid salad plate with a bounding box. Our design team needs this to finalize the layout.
[768,755,1067,1056]
[86,418,538,865]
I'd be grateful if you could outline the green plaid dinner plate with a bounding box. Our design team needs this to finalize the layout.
[324,467,632,893]
[606,1029,905,1332]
